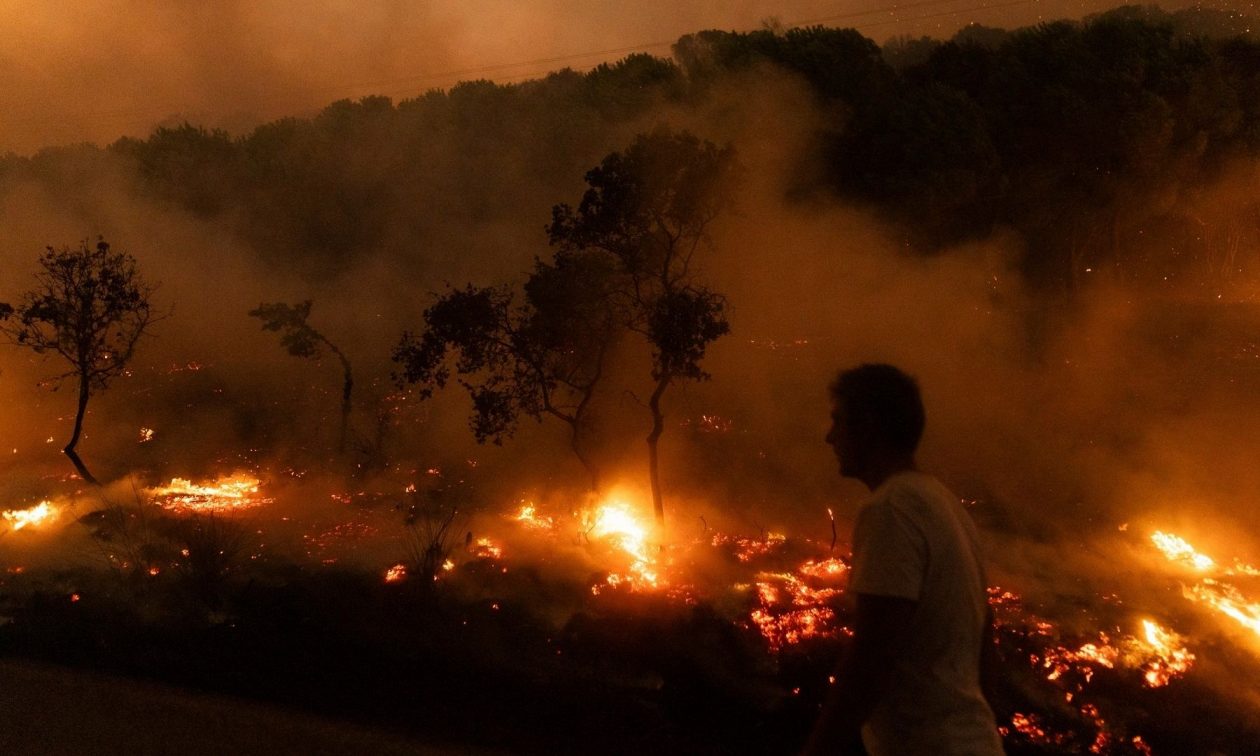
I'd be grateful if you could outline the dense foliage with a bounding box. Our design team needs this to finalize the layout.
[2,7,1258,291]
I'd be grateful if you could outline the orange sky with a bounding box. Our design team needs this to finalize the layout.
[0,0,1229,153]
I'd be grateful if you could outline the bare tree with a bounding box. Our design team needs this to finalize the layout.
[0,239,158,485]
[249,300,354,452]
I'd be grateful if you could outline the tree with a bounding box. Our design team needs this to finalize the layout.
[0,239,158,485]
[392,252,620,491]
[249,300,354,452]
[548,127,739,527]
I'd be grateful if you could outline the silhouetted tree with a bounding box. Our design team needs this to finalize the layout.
[0,239,158,484]
[249,300,354,452]
[549,127,738,526]
[393,252,620,490]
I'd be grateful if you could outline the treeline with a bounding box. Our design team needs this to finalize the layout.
[3,5,1260,290]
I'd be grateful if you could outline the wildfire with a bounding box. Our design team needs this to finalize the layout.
[384,563,406,583]
[746,557,846,652]
[1,501,58,531]
[473,537,503,560]
[148,473,273,514]
[1187,580,1260,637]
[1038,619,1194,689]
[513,502,556,530]
[712,531,787,563]
[1148,530,1260,642]
[1150,531,1216,571]
[1136,619,1194,688]
[587,496,661,592]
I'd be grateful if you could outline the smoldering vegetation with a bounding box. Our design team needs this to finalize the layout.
[2,6,1260,754]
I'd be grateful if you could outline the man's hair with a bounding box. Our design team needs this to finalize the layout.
[829,363,925,456]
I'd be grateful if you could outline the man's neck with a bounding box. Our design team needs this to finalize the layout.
[858,456,917,491]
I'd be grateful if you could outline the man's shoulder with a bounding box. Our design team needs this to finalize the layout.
[870,471,953,514]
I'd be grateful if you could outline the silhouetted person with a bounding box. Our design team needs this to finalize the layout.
[804,364,1002,756]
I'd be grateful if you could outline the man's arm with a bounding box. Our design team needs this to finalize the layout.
[980,605,1001,707]
[802,593,917,755]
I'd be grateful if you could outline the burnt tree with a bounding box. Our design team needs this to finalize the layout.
[393,252,620,491]
[249,300,354,452]
[0,239,158,485]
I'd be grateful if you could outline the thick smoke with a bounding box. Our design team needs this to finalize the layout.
[0,8,1256,612]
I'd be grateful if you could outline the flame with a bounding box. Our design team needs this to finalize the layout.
[1149,530,1260,641]
[1136,619,1194,687]
[148,473,273,514]
[586,495,662,592]
[473,538,503,560]
[2,501,57,531]
[1187,580,1260,638]
[513,502,556,530]
[1150,531,1216,571]
[384,563,406,583]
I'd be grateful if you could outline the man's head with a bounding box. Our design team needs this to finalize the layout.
[826,364,925,484]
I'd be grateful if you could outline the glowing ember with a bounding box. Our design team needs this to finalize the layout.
[473,538,503,560]
[1,501,57,531]
[384,563,406,583]
[1151,531,1216,571]
[797,557,848,580]
[139,427,155,443]
[148,473,273,513]
[747,565,843,652]
[712,531,787,563]
[1136,619,1194,687]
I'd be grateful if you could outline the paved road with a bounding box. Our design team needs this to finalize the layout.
[0,659,490,755]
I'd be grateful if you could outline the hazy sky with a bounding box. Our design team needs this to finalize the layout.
[0,0,1237,154]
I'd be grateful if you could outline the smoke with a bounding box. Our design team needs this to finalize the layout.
[0,8,1256,635]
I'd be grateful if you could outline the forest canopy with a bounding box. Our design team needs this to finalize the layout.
[2,5,1259,291]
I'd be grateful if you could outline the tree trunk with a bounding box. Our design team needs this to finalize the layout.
[332,347,353,454]
[570,424,601,493]
[64,373,98,485]
[646,374,670,528]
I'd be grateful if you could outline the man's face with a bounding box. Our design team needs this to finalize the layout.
[825,401,861,478]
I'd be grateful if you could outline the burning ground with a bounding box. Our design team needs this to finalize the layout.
[2,436,1260,754]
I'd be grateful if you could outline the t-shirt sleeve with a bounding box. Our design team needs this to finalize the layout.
[848,500,926,601]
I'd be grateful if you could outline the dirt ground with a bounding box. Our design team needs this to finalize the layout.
[0,659,492,755]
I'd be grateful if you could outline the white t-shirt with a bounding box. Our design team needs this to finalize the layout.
[848,470,1004,756]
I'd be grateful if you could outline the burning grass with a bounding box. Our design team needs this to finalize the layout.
[147,473,273,514]
[2,478,1260,754]
[2,501,58,532]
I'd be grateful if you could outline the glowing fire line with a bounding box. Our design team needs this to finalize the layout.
[148,473,272,514]
[2,501,57,531]
[1149,531,1260,642]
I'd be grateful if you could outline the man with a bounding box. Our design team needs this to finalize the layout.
[804,364,1003,755]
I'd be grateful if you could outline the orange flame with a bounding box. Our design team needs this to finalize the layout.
[149,473,272,514]
[2,501,57,531]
